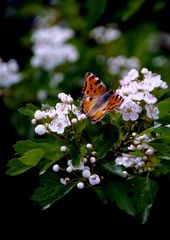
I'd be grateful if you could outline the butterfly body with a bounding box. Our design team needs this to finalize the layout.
[81,72,124,124]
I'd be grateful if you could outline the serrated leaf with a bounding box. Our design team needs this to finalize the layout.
[105,177,158,224]
[6,158,32,176]
[14,139,57,155]
[31,173,76,208]
[130,177,158,224]
[105,179,137,216]
[19,148,45,166]
[18,103,38,118]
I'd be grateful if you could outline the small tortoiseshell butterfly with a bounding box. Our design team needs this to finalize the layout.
[80,72,124,124]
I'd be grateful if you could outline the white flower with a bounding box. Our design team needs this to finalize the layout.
[145,104,159,119]
[0,58,21,87]
[89,174,100,185]
[35,124,47,135]
[90,26,121,44]
[119,100,142,121]
[48,119,66,134]
[31,26,79,70]
[128,69,139,80]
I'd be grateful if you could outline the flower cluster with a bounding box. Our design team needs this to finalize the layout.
[32,93,86,135]
[117,68,168,121]
[107,55,140,77]
[0,58,21,88]
[53,143,100,189]
[31,25,79,70]
[90,25,121,44]
[115,133,157,175]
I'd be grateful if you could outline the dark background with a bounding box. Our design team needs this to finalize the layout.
[1,0,170,235]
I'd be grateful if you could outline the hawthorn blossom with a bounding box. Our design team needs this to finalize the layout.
[90,25,121,44]
[0,58,21,87]
[115,133,156,174]
[32,93,85,135]
[31,26,79,70]
[107,55,140,77]
[117,68,168,121]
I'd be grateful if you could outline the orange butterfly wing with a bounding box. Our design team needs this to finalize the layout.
[81,72,124,123]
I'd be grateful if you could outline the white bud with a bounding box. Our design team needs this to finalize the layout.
[145,148,154,156]
[60,146,67,152]
[143,156,148,161]
[35,124,47,135]
[77,182,84,189]
[128,144,136,150]
[31,119,36,124]
[34,110,45,120]
[53,164,60,172]
[134,140,140,145]
[136,144,142,150]
[92,151,97,156]
[86,143,92,149]
[141,68,149,74]
[66,166,72,173]
[82,169,91,178]
[90,157,96,163]
[121,171,128,177]
[83,157,88,163]
[132,132,137,137]
[71,118,78,124]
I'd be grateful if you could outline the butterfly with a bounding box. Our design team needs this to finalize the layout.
[80,72,124,124]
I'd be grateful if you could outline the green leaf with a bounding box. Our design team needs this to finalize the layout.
[154,160,170,176]
[6,158,32,176]
[105,179,137,217]
[157,98,170,124]
[149,137,170,157]
[19,148,45,166]
[69,143,81,166]
[18,103,39,118]
[31,173,76,208]
[122,0,146,21]
[105,177,158,224]
[92,186,108,204]
[85,0,106,29]
[14,139,57,155]
[94,124,119,159]
[130,177,158,224]
[103,162,125,176]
